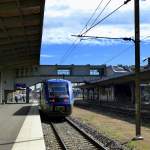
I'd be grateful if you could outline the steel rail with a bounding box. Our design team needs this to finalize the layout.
[50,122,68,150]
[66,117,108,150]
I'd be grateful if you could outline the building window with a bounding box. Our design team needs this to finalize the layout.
[57,69,70,75]
[25,68,28,76]
[99,68,105,76]
[16,69,19,77]
[90,69,99,75]
[20,68,24,77]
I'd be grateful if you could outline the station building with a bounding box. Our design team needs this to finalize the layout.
[80,64,150,106]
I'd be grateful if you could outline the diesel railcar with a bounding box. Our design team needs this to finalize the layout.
[39,79,74,116]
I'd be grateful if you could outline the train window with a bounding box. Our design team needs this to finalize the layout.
[50,86,66,92]
[48,83,69,95]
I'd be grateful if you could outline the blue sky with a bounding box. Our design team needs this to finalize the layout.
[40,0,150,66]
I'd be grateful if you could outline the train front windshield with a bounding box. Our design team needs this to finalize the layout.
[48,82,69,96]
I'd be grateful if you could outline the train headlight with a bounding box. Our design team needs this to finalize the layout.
[51,99,55,102]
[49,96,55,102]
[64,99,68,102]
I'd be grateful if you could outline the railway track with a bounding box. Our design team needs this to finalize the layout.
[42,117,108,150]
[74,100,150,119]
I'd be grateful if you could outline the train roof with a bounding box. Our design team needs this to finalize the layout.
[47,79,71,83]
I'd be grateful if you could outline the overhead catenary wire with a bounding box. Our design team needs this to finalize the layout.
[102,35,150,65]
[141,36,150,41]
[59,39,79,64]
[103,44,134,64]
[59,39,80,64]
[59,0,132,64]
[82,0,112,35]
[59,0,115,64]
[81,0,104,33]
[72,34,134,42]
[71,35,134,64]
[59,0,105,64]
[73,35,135,64]
[81,0,132,35]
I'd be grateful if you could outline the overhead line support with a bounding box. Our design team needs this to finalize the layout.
[133,0,143,140]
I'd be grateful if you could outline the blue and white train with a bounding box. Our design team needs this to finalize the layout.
[39,79,74,116]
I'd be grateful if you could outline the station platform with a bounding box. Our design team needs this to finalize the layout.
[0,101,45,150]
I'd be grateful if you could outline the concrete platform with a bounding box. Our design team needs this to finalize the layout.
[0,102,45,150]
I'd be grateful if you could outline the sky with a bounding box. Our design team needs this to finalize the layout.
[40,0,150,66]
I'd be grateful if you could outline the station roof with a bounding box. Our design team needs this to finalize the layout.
[80,69,150,88]
[0,0,45,68]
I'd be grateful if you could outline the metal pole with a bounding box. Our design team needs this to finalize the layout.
[0,72,2,104]
[134,0,143,140]
[26,87,29,103]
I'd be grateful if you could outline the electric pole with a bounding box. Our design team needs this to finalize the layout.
[134,0,143,140]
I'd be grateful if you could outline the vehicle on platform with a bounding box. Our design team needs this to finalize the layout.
[39,79,74,116]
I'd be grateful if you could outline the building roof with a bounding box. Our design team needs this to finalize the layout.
[0,0,45,68]
[80,68,150,88]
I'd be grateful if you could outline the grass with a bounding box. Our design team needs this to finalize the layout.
[71,106,150,150]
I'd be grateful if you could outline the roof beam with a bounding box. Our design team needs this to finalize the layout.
[7,26,40,35]
[0,18,11,41]
[0,36,40,45]
[0,42,39,49]
[0,31,40,39]
[0,0,41,11]
[0,59,38,68]
[0,53,39,63]
[0,46,39,54]
[1,14,40,29]
[0,0,45,67]
[0,6,40,18]
[16,0,31,57]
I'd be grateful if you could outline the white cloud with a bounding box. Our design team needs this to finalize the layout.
[42,24,135,45]
[41,54,55,58]
[42,0,150,45]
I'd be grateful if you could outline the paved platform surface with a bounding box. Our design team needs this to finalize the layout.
[0,102,45,150]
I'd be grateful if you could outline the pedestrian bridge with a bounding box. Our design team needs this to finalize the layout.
[15,65,106,86]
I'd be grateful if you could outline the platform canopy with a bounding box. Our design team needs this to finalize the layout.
[0,0,45,68]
